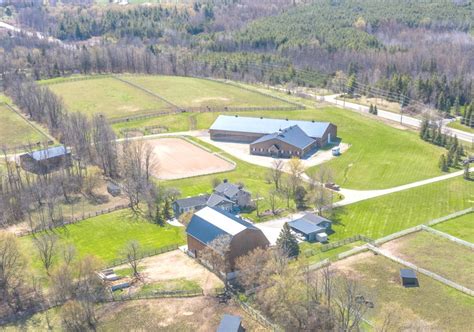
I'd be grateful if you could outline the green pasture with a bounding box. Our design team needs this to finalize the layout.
[447,120,474,134]
[433,213,474,242]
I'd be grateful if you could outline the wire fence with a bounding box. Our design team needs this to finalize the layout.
[233,296,280,331]
[107,289,204,302]
[103,244,179,269]
[368,244,474,297]
[15,204,130,237]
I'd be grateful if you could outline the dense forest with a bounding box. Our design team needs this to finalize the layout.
[1,0,473,118]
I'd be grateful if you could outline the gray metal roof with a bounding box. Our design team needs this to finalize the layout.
[288,219,325,235]
[174,195,209,209]
[251,125,315,150]
[186,206,257,244]
[217,314,242,332]
[207,193,234,208]
[210,115,331,138]
[29,146,69,161]
[400,269,417,279]
[214,182,241,199]
[288,213,332,235]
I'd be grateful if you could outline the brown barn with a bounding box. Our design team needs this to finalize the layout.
[209,115,337,158]
[186,206,270,273]
[20,146,72,174]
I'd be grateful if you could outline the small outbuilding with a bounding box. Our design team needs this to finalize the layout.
[20,145,71,174]
[217,314,244,332]
[107,182,121,197]
[400,269,419,287]
[288,213,332,242]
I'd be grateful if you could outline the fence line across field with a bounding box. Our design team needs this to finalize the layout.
[368,245,474,297]
[421,225,474,249]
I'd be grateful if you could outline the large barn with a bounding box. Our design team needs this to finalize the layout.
[186,206,269,272]
[209,115,337,158]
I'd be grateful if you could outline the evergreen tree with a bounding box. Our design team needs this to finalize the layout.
[439,154,448,172]
[419,119,429,139]
[155,205,164,226]
[347,74,356,96]
[463,163,471,180]
[163,199,173,220]
[369,104,374,114]
[373,105,378,115]
[446,150,454,167]
[276,223,300,258]
[294,185,307,209]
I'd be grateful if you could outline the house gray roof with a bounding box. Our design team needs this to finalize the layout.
[251,125,315,150]
[29,146,69,161]
[288,213,332,235]
[174,195,209,209]
[210,115,331,139]
[186,206,257,244]
[207,193,234,208]
[214,182,242,199]
[217,314,242,332]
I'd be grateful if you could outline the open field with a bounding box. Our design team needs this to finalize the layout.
[331,176,474,240]
[332,253,474,330]
[121,75,293,109]
[4,297,267,332]
[0,102,47,149]
[118,105,446,190]
[447,120,474,134]
[433,213,474,242]
[20,210,186,268]
[381,231,474,289]
[43,77,171,119]
[147,137,234,180]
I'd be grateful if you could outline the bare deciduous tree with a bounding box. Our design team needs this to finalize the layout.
[121,240,143,278]
[33,233,58,274]
[199,234,232,276]
[269,159,285,190]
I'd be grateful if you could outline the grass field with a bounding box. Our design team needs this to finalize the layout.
[433,213,474,242]
[44,77,171,119]
[120,75,293,109]
[20,210,186,268]
[382,231,474,289]
[331,176,473,240]
[447,120,474,134]
[120,105,446,190]
[334,254,474,330]
[300,240,365,264]
[0,102,46,149]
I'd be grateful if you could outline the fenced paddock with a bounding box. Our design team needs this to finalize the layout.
[330,253,474,331]
[147,137,235,180]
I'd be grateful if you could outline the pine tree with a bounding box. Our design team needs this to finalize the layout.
[163,199,173,220]
[446,150,454,167]
[439,154,448,172]
[463,163,471,180]
[155,205,164,226]
[369,104,374,114]
[373,105,378,115]
[276,223,300,258]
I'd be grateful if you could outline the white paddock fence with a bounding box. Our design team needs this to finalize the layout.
[421,225,474,250]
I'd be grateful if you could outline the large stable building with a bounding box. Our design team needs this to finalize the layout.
[209,115,337,158]
[20,146,72,174]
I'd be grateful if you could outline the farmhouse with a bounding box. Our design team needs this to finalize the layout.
[214,180,251,208]
[20,145,72,174]
[209,115,337,158]
[186,206,269,272]
[173,195,209,217]
[288,213,333,242]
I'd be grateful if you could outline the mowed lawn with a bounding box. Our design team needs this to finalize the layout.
[20,210,186,267]
[0,102,46,148]
[447,120,474,134]
[332,176,474,240]
[116,106,446,190]
[43,77,171,119]
[120,75,292,109]
[382,231,474,289]
[433,213,474,242]
[333,254,474,330]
